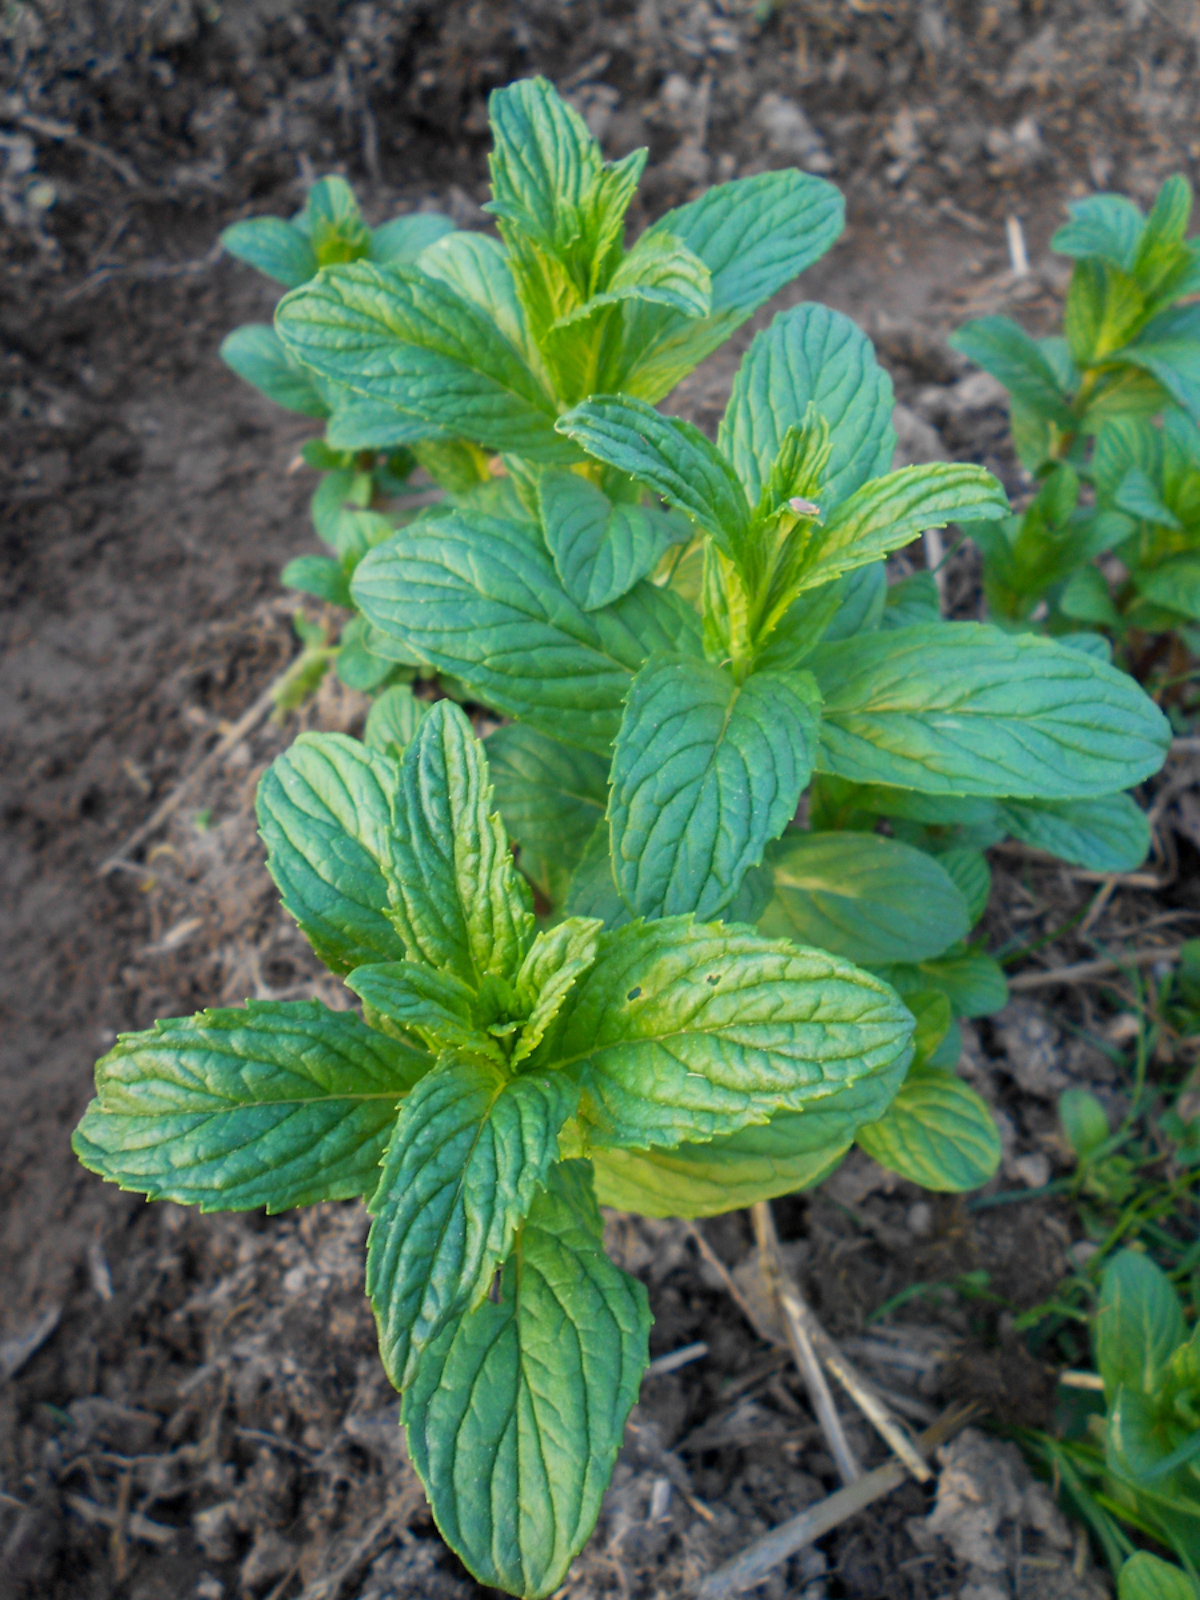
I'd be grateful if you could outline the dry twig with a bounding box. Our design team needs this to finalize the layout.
[694,1403,978,1600]
[1009,944,1184,991]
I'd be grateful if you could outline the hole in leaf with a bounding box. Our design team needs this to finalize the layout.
[626,987,642,1001]
[487,1269,503,1304]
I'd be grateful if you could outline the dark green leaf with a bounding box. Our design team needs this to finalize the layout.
[220,325,330,417]
[366,1058,578,1389]
[1095,1250,1187,1398]
[609,658,820,920]
[538,469,690,611]
[281,553,351,606]
[998,793,1150,873]
[351,509,702,752]
[758,830,970,966]
[256,733,406,974]
[485,724,609,903]
[950,316,1073,424]
[364,684,430,761]
[718,303,895,511]
[221,217,318,287]
[1052,194,1145,272]
[880,947,1009,1019]
[369,213,456,265]
[1118,1552,1198,1600]
[533,918,915,1150]
[403,1161,650,1600]
[1116,305,1200,422]
[72,1001,426,1212]
[856,1064,1001,1192]
[883,571,941,629]
[813,624,1170,799]
[1059,1087,1110,1162]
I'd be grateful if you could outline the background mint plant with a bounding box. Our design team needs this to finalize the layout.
[76,76,1176,1599]
[951,175,1200,669]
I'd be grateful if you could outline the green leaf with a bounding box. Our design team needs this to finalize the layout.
[1116,305,1200,423]
[351,509,702,752]
[388,701,533,986]
[798,463,1008,591]
[72,1000,427,1212]
[599,229,712,318]
[1117,465,1182,528]
[403,1161,650,1600]
[364,684,430,761]
[485,724,609,903]
[1059,1087,1111,1162]
[538,469,690,611]
[532,918,915,1150]
[366,1058,578,1389]
[1065,259,1147,366]
[617,170,845,401]
[856,1064,1001,1192]
[880,946,1008,1020]
[221,216,318,286]
[1134,175,1193,297]
[275,261,574,461]
[950,316,1073,424]
[757,830,970,966]
[512,916,603,1064]
[557,395,752,552]
[418,230,545,377]
[326,397,445,449]
[883,571,941,629]
[256,733,407,974]
[1119,1552,1199,1600]
[563,820,632,930]
[485,77,598,259]
[347,962,493,1061]
[281,553,351,606]
[813,623,1170,799]
[220,325,330,417]
[1137,556,1200,622]
[304,176,371,265]
[718,303,896,511]
[369,212,456,265]
[1060,565,1123,629]
[997,793,1150,872]
[934,847,992,924]
[1095,1250,1187,1398]
[609,658,820,920]
[1052,193,1145,272]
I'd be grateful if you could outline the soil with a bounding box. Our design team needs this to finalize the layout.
[3,4,1200,1598]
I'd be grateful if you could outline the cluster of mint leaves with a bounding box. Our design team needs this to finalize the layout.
[953,175,1200,661]
[76,78,1174,1598]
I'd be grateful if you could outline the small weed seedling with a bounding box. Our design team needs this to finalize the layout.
[79,80,1173,1597]
[952,177,1200,675]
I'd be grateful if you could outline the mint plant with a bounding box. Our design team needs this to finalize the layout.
[951,176,1200,659]
[77,78,1175,1598]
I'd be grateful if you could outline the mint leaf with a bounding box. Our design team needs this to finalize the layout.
[609,657,820,919]
[1052,194,1144,272]
[221,217,318,286]
[275,261,575,461]
[813,623,1170,798]
[563,819,632,930]
[951,316,1074,423]
[856,1064,1001,1192]
[364,684,430,761]
[485,77,597,259]
[533,918,915,1149]
[512,916,603,1064]
[403,1161,650,1600]
[389,701,534,985]
[346,962,492,1060]
[538,469,690,611]
[369,212,456,265]
[352,509,702,752]
[485,724,609,903]
[304,176,371,265]
[257,733,407,974]
[1096,1251,1187,1398]
[883,571,942,629]
[418,230,546,378]
[598,229,712,317]
[281,553,351,607]
[1118,1553,1198,1600]
[220,325,330,417]
[592,1066,903,1217]
[72,1000,427,1212]
[800,463,1008,590]
[367,1057,579,1389]
[758,830,970,966]
[718,303,895,511]
[617,170,844,401]
[935,847,992,924]
[326,397,446,449]
[557,395,752,552]
[998,793,1150,872]
[1114,305,1200,422]
[880,947,1009,1020]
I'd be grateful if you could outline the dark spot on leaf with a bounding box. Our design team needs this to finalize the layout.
[706,973,719,985]
[626,987,642,1001]
[487,1269,503,1304]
